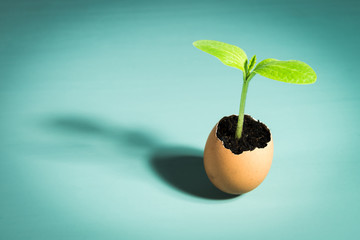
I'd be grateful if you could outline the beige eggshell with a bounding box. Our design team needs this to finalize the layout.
[204,120,274,195]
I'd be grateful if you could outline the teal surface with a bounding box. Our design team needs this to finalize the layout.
[1,0,359,239]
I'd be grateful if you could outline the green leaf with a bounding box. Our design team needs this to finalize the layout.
[253,59,317,84]
[248,55,256,72]
[193,40,247,71]
[254,58,278,69]
[244,60,248,73]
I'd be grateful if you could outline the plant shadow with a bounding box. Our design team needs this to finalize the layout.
[46,116,240,200]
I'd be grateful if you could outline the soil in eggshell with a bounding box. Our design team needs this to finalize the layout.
[216,115,271,155]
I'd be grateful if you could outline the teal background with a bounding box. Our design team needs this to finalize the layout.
[1,0,359,239]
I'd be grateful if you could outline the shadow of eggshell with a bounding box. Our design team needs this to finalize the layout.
[150,147,238,200]
[204,122,274,195]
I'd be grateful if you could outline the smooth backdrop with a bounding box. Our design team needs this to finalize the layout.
[1,0,359,239]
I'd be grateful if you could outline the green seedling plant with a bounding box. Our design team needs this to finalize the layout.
[193,40,317,140]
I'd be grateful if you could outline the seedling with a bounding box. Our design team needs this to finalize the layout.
[193,40,316,140]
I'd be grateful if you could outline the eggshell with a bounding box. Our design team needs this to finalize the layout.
[204,120,274,195]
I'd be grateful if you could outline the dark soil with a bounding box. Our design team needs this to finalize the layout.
[216,115,271,155]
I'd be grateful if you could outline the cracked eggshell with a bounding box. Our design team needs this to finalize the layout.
[204,121,274,195]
